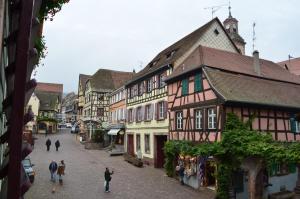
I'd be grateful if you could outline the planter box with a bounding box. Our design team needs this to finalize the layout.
[123,153,143,167]
[269,191,295,199]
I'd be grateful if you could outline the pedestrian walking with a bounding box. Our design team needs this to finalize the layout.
[57,160,66,185]
[49,160,58,182]
[55,140,60,151]
[104,167,113,192]
[178,165,185,185]
[46,139,51,151]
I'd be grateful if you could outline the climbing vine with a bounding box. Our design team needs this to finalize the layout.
[164,113,300,199]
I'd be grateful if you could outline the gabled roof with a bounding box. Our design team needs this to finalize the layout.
[36,82,63,93]
[89,69,134,92]
[277,57,300,76]
[35,91,59,111]
[126,17,240,86]
[79,74,91,91]
[204,67,300,110]
[166,45,300,84]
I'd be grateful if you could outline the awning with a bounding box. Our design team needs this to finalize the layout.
[107,129,121,135]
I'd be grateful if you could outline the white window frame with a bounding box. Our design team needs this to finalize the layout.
[159,102,164,119]
[145,105,151,121]
[144,134,150,154]
[208,108,216,129]
[176,112,183,129]
[195,109,202,129]
[296,121,300,133]
[137,107,142,122]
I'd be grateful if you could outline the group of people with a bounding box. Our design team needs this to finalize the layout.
[46,139,61,151]
[49,160,66,185]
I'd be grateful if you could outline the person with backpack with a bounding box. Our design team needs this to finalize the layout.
[49,160,58,182]
[104,167,113,192]
[46,139,51,151]
[55,140,60,151]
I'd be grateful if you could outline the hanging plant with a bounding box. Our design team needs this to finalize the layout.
[39,0,70,21]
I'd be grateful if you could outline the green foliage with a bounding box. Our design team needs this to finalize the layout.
[164,113,300,199]
[35,36,47,66]
[39,0,70,21]
[92,129,105,143]
[37,116,58,123]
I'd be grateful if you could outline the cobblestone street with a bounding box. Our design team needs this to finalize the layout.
[25,130,215,199]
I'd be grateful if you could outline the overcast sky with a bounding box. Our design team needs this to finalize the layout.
[35,0,300,93]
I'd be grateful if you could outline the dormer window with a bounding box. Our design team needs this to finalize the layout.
[166,50,176,60]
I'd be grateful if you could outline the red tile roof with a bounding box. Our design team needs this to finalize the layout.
[277,58,300,76]
[36,82,63,93]
[167,46,300,84]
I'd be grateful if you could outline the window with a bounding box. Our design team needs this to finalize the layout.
[158,73,165,88]
[195,110,202,129]
[137,107,142,122]
[159,102,164,119]
[136,134,141,151]
[194,73,202,92]
[290,114,300,133]
[176,112,183,129]
[146,79,152,93]
[182,78,189,95]
[138,83,143,96]
[269,163,297,177]
[144,134,150,154]
[208,108,217,129]
[97,108,104,117]
[128,109,133,122]
[145,105,151,121]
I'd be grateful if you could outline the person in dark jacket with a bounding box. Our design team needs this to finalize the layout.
[178,165,185,185]
[46,139,51,151]
[55,140,60,151]
[104,167,114,192]
[49,160,58,182]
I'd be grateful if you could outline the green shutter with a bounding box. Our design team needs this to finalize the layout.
[290,115,297,133]
[268,163,277,176]
[182,78,188,96]
[194,73,202,92]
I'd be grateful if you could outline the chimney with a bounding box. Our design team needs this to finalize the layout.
[253,50,261,76]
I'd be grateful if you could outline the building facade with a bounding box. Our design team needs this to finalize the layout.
[165,45,300,197]
[62,92,78,123]
[125,17,240,168]
[77,74,90,122]
[82,69,133,140]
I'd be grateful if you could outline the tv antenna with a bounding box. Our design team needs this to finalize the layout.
[204,3,228,19]
[252,22,256,52]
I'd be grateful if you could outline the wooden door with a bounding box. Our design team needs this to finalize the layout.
[154,135,168,168]
[127,134,134,156]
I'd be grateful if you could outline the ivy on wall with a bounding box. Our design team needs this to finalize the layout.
[164,113,300,199]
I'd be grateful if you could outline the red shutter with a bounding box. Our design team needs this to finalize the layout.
[154,103,158,120]
[164,101,168,119]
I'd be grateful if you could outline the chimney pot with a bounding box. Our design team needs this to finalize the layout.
[253,50,261,76]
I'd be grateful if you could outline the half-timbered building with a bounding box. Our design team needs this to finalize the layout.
[165,45,300,197]
[77,74,91,121]
[125,17,241,168]
[83,69,133,140]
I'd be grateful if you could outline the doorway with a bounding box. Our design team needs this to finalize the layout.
[154,135,168,168]
[127,134,134,156]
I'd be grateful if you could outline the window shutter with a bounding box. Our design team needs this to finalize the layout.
[154,103,158,120]
[133,108,136,122]
[194,73,202,92]
[144,106,147,120]
[149,104,153,120]
[290,115,297,133]
[164,101,168,119]
[182,78,188,95]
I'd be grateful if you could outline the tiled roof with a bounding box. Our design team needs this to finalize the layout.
[167,46,300,84]
[79,74,91,91]
[36,82,63,93]
[204,67,300,109]
[35,91,59,111]
[127,17,239,85]
[277,58,300,76]
[89,69,134,92]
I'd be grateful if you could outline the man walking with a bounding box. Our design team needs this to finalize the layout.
[49,160,58,182]
[104,167,113,192]
[55,140,60,151]
[46,139,51,151]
